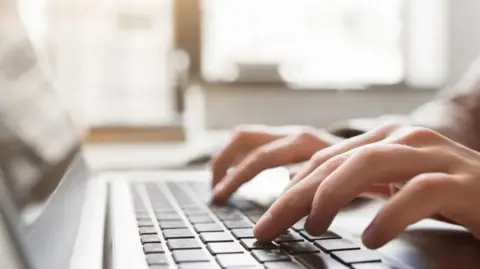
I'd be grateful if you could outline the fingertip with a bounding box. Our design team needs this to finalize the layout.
[361,224,386,249]
[253,212,275,242]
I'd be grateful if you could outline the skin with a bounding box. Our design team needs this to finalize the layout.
[211,124,480,249]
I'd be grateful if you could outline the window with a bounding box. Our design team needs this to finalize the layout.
[203,0,447,89]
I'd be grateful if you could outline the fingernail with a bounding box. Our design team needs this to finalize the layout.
[362,223,376,248]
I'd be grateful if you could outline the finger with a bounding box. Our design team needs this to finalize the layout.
[253,172,323,242]
[305,144,451,235]
[211,130,283,187]
[284,123,403,192]
[253,154,346,242]
[212,135,315,203]
[362,173,454,248]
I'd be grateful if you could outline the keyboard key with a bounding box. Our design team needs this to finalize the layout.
[139,227,157,235]
[314,239,360,252]
[240,239,277,250]
[353,263,393,269]
[167,239,201,250]
[143,243,164,253]
[179,262,220,269]
[280,242,319,254]
[300,231,341,241]
[332,249,382,264]
[137,220,154,227]
[216,253,257,267]
[215,211,244,220]
[265,261,304,269]
[173,249,210,263]
[146,253,168,265]
[163,229,194,239]
[200,232,234,242]
[136,215,151,220]
[223,220,253,229]
[157,213,181,221]
[194,223,223,233]
[188,215,214,224]
[231,229,255,239]
[209,205,233,213]
[296,253,349,269]
[183,208,207,215]
[275,231,304,243]
[149,263,170,269]
[159,220,187,229]
[141,235,161,244]
[207,242,244,254]
[252,249,291,262]
[292,219,306,231]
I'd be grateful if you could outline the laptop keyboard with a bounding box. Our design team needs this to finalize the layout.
[131,181,393,269]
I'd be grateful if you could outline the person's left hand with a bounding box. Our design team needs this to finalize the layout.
[253,126,480,249]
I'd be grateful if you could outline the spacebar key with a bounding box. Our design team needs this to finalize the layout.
[296,253,349,269]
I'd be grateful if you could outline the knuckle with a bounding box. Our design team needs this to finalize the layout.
[295,129,320,143]
[410,174,452,195]
[311,151,326,165]
[280,191,305,211]
[353,145,386,163]
[320,154,349,173]
[393,126,441,144]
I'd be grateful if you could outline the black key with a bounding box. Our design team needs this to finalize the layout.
[159,220,187,229]
[252,249,291,262]
[146,253,168,265]
[296,253,349,269]
[300,231,341,241]
[332,249,382,264]
[353,263,393,269]
[194,223,223,233]
[137,220,154,227]
[231,229,255,239]
[163,229,194,239]
[216,253,257,267]
[179,262,220,269]
[280,242,319,254]
[291,219,306,231]
[264,261,304,269]
[188,215,214,224]
[139,227,157,235]
[240,239,277,250]
[275,231,304,243]
[215,211,244,220]
[167,239,201,250]
[183,208,207,215]
[143,243,164,253]
[141,235,161,244]
[200,232,234,242]
[173,249,210,263]
[314,239,360,252]
[207,242,244,254]
[157,213,181,221]
[223,220,253,229]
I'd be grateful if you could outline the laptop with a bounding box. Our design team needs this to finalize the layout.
[1,2,480,269]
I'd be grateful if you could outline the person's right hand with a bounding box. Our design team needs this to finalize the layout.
[211,126,341,203]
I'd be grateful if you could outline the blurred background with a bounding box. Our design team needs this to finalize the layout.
[14,0,480,134]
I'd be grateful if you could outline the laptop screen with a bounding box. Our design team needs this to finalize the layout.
[0,0,81,224]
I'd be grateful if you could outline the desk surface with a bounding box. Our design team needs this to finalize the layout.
[82,130,230,171]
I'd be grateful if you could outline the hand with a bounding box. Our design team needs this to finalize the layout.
[254,125,480,249]
[211,125,341,203]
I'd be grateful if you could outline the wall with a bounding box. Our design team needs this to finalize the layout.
[195,0,480,130]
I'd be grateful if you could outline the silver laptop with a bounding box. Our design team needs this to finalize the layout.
[1,2,480,269]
